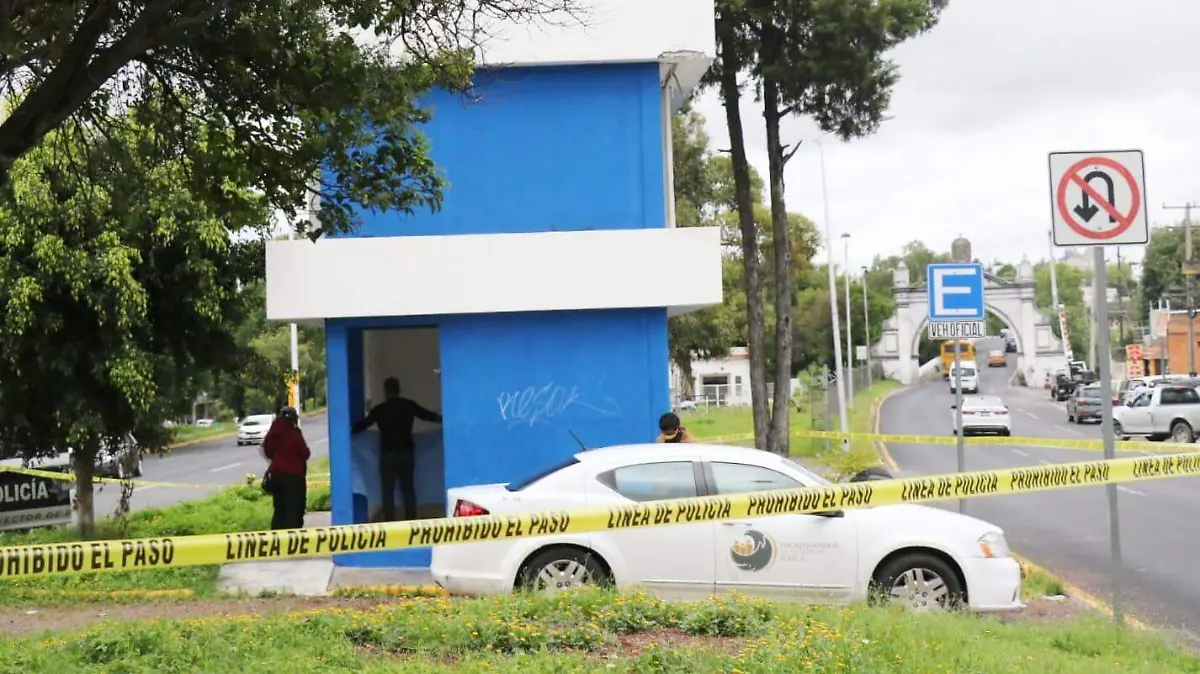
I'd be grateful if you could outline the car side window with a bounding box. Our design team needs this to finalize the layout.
[708,462,802,495]
[1161,388,1191,405]
[1134,393,1152,407]
[597,462,698,502]
[1177,388,1200,404]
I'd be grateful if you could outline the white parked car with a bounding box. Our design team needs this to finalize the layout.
[430,444,1022,613]
[236,414,275,446]
[948,363,979,394]
[951,396,1011,437]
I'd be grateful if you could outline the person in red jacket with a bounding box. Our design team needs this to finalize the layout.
[262,406,311,530]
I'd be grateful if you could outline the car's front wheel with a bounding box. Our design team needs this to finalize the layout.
[872,552,965,612]
[516,546,611,594]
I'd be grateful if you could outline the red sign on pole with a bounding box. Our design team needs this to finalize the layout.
[1048,150,1148,247]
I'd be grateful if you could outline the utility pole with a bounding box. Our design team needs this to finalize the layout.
[842,233,853,406]
[862,266,872,389]
[1116,248,1125,348]
[1164,202,1199,376]
[1047,230,1071,361]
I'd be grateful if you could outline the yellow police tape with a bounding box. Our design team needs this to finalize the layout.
[0,451,1197,580]
[0,465,330,490]
[694,429,1195,454]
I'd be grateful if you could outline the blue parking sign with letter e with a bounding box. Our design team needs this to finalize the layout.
[927,263,986,322]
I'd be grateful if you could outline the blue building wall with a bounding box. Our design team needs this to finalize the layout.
[347,62,667,238]
[326,309,670,568]
[323,61,673,568]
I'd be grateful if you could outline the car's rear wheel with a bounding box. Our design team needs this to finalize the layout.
[1172,420,1195,444]
[516,546,611,594]
[1114,421,1129,441]
[872,552,964,612]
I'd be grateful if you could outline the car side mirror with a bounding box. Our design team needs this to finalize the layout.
[950,404,957,409]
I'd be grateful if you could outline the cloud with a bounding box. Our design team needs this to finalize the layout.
[693,0,1200,273]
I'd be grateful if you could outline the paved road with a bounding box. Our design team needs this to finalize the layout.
[880,342,1200,635]
[92,414,329,516]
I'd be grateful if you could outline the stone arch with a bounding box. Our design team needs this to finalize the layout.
[909,301,1025,358]
[873,268,1064,387]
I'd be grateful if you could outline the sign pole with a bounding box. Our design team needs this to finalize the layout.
[953,340,965,514]
[1048,149,1145,629]
[1093,245,1124,627]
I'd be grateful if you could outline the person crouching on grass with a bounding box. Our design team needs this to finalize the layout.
[656,413,695,443]
[262,406,310,530]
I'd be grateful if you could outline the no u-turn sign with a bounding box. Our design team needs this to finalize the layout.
[1048,150,1148,247]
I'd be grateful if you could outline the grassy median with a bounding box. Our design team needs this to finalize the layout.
[0,459,332,604]
[681,380,898,478]
[6,589,1197,672]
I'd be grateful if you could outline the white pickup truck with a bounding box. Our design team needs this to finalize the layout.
[1113,383,1200,443]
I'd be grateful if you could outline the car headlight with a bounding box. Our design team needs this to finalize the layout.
[977,531,1010,558]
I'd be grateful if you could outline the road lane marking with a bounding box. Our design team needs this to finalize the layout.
[1023,411,1039,419]
[209,462,244,473]
[1118,486,1147,497]
[1037,459,1051,465]
[135,485,160,492]
[1012,448,1029,457]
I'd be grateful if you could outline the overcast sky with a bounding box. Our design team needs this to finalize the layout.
[692,0,1200,273]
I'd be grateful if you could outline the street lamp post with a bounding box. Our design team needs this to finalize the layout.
[815,140,850,448]
[862,266,872,389]
[842,233,853,406]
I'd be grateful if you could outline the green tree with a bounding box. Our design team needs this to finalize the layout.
[710,0,945,454]
[214,279,328,418]
[1034,262,1087,357]
[1141,225,1190,317]
[0,0,576,235]
[668,105,745,395]
[0,111,268,532]
[994,263,1017,281]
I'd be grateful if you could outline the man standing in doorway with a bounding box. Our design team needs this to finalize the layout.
[351,377,443,521]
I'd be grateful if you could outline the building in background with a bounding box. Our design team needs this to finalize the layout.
[670,347,752,407]
[265,1,720,568]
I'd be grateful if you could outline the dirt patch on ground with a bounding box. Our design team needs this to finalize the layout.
[609,628,744,655]
[995,596,1092,623]
[0,596,394,638]
[0,594,1100,640]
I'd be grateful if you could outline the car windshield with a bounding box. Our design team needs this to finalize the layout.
[241,416,272,426]
[1080,386,1101,396]
[954,367,976,376]
[781,458,830,486]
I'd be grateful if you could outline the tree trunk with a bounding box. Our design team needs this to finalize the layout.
[677,357,696,399]
[762,75,794,457]
[74,453,96,536]
[716,20,770,450]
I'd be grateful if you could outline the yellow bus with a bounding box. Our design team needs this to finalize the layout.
[940,340,975,378]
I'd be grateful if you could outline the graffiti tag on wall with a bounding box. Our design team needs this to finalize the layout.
[496,383,621,428]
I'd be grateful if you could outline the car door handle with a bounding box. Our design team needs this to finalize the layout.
[720,521,752,526]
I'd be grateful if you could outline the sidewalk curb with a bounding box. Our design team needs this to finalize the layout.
[872,385,906,473]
